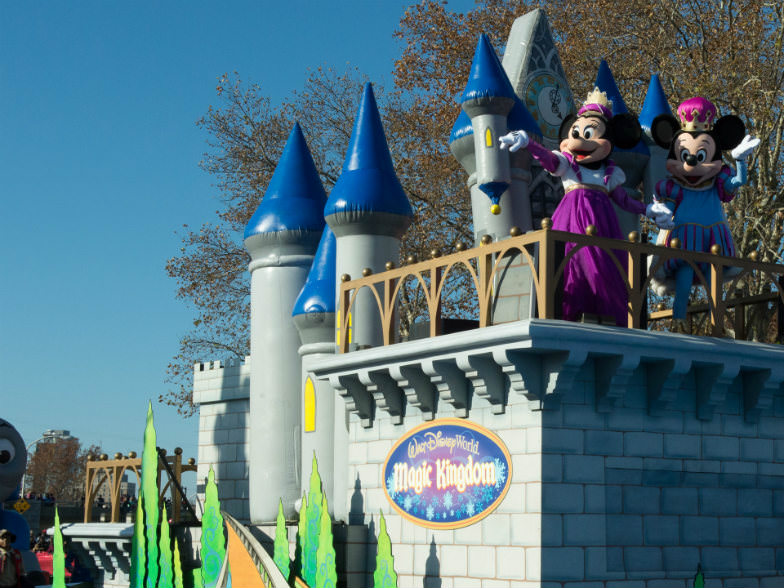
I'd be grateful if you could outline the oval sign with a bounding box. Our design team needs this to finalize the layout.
[382,418,512,529]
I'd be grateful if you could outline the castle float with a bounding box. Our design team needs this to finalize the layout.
[193,10,784,587]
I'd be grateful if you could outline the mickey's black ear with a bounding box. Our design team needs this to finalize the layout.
[558,114,577,142]
[609,113,642,149]
[713,115,746,150]
[650,114,679,148]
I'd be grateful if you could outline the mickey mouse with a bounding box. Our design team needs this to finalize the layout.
[500,88,672,326]
[649,96,759,324]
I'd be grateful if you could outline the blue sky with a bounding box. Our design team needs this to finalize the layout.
[0,1,476,483]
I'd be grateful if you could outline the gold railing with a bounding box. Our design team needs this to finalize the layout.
[83,447,197,523]
[338,222,784,353]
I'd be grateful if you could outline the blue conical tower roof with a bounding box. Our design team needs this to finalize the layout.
[244,123,327,240]
[595,59,628,115]
[639,74,673,132]
[324,83,413,223]
[292,226,336,317]
[460,34,517,104]
[593,59,648,156]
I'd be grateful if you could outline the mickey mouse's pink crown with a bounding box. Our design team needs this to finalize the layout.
[577,88,613,120]
[677,96,716,132]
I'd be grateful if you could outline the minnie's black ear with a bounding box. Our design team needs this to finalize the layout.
[650,114,679,148]
[558,114,577,142]
[609,113,642,149]
[713,115,746,150]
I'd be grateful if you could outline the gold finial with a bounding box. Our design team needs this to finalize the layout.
[480,235,492,245]
[749,251,759,261]
[510,226,521,237]
[385,261,395,270]
[406,254,417,264]
[341,273,351,282]
[362,268,372,277]
[455,242,466,252]
[585,225,597,236]
[670,238,681,249]
[490,204,501,215]
[628,231,639,243]
[541,217,552,230]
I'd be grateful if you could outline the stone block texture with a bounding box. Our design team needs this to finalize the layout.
[337,357,784,586]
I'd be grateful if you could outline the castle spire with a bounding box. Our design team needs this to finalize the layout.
[244,122,326,523]
[325,83,412,226]
[639,74,673,132]
[460,34,516,213]
[592,60,649,236]
[244,122,327,242]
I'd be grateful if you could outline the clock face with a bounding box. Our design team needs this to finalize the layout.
[524,72,574,144]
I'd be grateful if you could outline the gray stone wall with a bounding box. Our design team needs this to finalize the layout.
[193,358,250,521]
[342,356,784,587]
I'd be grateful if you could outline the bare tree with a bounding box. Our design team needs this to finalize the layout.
[164,0,784,412]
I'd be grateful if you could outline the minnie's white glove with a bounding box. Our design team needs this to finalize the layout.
[646,201,674,230]
[498,130,529,152]
[731,135,760,161]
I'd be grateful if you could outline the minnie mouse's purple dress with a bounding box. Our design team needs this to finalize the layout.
[528,142,647,326]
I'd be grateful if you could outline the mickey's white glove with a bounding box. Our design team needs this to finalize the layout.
[731,135,760,161]
[646,201,674,230]
[499,130,529,152]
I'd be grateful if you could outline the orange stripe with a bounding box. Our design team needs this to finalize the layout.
[226,520,267,587]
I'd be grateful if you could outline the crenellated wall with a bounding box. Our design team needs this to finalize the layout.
[193,358,251,521]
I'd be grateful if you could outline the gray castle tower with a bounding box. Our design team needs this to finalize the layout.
[594,59,651,237]
[450,34,540,244]
[243,122,327,522]
[324,83,413,520]
[640,74,674,202]
[292,226,342,513]
[324,82,413,350]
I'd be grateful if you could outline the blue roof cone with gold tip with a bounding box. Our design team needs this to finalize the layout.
[460,34,516,215]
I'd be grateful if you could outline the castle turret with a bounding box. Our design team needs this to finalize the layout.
[244,122,326,522]
[292,226,343,513]
[460,35,516,222]
[594,59,651,236]
[450,89,539,244]
[639,74,673,202]
[324,82,413,350]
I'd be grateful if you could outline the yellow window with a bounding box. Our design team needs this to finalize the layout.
[335,310,353,346]
[485,127,493,147]
[304,377,316,432]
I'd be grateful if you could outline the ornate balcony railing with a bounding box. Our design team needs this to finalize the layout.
[338,221,784,353]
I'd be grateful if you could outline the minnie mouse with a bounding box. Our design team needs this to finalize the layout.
[500,88,673,326]
[649,96,759,323]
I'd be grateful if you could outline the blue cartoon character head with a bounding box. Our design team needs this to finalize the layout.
[0,419,31,552]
